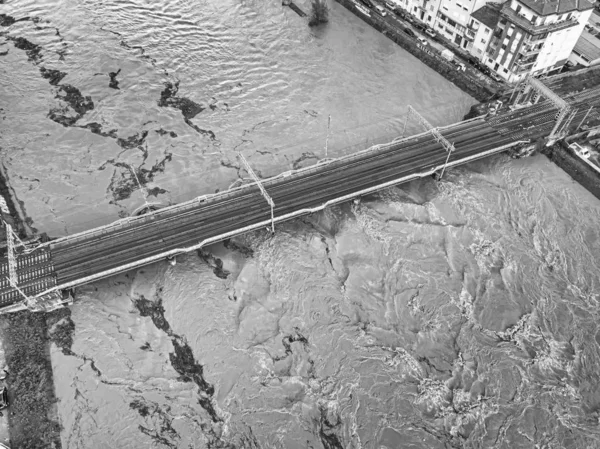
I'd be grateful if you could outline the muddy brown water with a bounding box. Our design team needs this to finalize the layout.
[2,1,600,448]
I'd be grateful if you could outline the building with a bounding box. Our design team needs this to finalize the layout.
[569,10,600,66]
[468,3,503,59]
[570,29,600,65]
[434,0,490,49]
[399,0,442,27]
[483,0,596,82]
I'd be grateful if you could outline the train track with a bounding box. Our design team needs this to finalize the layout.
[1,91,598,310]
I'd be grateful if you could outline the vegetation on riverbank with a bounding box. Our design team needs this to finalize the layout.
[309,0,329,26]
[0,311,63,449]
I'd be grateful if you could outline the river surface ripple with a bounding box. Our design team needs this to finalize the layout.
[2,1,600,449]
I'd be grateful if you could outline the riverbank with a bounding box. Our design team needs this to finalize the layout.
[0,168,62,448]
[333,0,497,102]
[543,137,600,201]
[0,311,64,449]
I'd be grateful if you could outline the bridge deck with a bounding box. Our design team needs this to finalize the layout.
[2,86,600,309]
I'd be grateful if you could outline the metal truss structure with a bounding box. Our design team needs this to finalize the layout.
[402,105,455,179]
[237,152,276,233]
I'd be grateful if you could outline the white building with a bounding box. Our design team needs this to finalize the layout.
[468,3,503,59]
[433,0,490,49]
[398,0,442,27]
[483,0,595,82]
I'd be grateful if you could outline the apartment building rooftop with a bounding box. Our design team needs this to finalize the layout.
[472,3,503,28]
[574,29,600,62]
[518,0,595,16]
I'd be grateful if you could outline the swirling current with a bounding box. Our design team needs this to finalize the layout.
[1,1,600,448]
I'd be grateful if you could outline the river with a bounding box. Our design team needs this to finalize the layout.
[2,0,600,448]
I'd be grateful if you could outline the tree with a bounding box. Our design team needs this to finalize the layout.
[309,0,329,27]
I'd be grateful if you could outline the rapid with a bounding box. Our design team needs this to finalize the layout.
[1,0,600,448]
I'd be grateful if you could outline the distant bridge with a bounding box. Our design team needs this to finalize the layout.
[1,80,599,313]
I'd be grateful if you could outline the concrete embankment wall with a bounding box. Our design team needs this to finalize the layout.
[543,139,600,201]
[333,0,497,102]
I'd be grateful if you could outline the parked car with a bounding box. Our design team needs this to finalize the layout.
[360,0,374,7]
[403,27,416,38]
[394,9,406,19]
[569,142,591,158]
[489,72,503,82]
[466,55,479,65]
[452,60,466,71]
[414,22,427,31]
[417,36,428,46]
[375,5,387,16]
[384,0,397,10]
[425,28,436,38]
[478,65,491,75]
[441,49,455,61]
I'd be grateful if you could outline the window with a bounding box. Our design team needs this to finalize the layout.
[484,28,490,34]
[462,6,468,11]
[429,5,434,10]
[503,68,508,73]
[481,38,487,43]
[494,62,500,70]
[456,2,462,7]
[501,44,507,50]
[515,5,521,14]
[443,6,448,10]
[414,6,417,12]
[427,15,432,21]
[488,58,494,63]
[531,15,538,24]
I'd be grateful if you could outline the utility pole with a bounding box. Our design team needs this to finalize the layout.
[403,105,455,179]
[577,105,594,131]
[0,196,18,286]
[237,153,276,234]
[525,76,571,141]
[128,164,151,209]
[325,115,331,158]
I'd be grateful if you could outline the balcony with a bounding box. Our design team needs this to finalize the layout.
[512,59,536,73]
[486,36,500,54]
[464,28,477,41]
[519,44,542,57]
[500,4,579,36]
[467,21,480,32]
[526,32,548,42]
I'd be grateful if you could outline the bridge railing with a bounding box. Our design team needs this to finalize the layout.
[45,115,492,249]
[28,136,529,302]
[46,125,453,249]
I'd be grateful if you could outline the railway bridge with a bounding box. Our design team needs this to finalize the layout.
[1,78,599,313]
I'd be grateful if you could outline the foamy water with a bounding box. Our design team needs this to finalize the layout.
[3,0,600,448]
